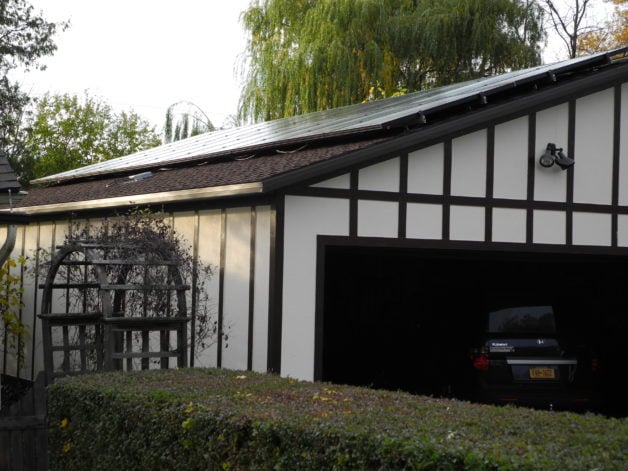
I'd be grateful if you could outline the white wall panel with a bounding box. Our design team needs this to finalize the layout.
[357,200,398,238]
[574,88,614,205]
[450,206,484,241]
[222,207,252,370]
[406,203,442,239]
[359,157,400,192]
[196,209,222,367]
[21,224,43,379]
[492,208,526,243]
[252,206,271,373]
[619,83,628,205]
[533,210,565,244]
[407,144,444,195]
[572,212,612,246]
[311,173,350,189]
[451,130,486,197]
[617,214,628,247]
[494,117,528,200]
[172,212,203,365]
[535,104,568,202]
[283,196,349,381]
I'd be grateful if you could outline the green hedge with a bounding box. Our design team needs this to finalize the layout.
[47,368,627,470]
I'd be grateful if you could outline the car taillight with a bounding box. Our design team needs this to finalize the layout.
[591,358,599,373]
[473,354,489,371]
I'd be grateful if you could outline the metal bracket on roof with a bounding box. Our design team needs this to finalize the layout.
[546,70,557,82]
[417,112,427,124]
[478,94,488,105]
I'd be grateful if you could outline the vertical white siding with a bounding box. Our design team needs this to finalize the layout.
[357,200,398,238]
[252,206,271,373]
[283,196,349,380]
[406,203,442,239]
[222,207,252,370]
[494,116,528,200]
[451,130,486,197]
[492,208,526,243]
[358,157,400,192]
[196,210,222,367]
[450,206,484,241]
[617,214,628,246]
[574,89,614,205]
[310,173,351,189]
[618,83,628,205]
[407,144,444,195]
[533,210,566,244]
[535,104,569,202]
[21,224,43,378]
[572,212,612,246]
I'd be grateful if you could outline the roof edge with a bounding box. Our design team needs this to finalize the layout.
[263,60,628,192]
[11,182,264,216]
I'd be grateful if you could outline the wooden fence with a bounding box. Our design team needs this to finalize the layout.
[0,373,48,471]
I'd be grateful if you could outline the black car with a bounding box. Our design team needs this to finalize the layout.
[469,305,599,411]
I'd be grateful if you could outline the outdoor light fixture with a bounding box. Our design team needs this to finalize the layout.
[539,143,574,170]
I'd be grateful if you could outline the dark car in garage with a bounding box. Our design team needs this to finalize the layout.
[469,305,599,411]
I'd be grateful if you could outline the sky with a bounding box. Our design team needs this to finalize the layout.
[14,0,252,133]
[12,0,615,137]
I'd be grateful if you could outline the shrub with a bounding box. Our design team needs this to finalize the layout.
[0,256,28,366]
[48,368,627,470]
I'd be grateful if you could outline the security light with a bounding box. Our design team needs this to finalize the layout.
[539,143,573,170]
[539,144,556,168]
[554,149,575,169]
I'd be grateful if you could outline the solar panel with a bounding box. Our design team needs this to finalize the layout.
[32,49,624,185]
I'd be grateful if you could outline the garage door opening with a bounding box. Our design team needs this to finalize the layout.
[321,245,628,417]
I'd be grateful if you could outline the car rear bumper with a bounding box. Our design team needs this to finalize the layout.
[475,387,598,411]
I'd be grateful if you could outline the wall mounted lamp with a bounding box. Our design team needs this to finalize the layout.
[539,143,574,170]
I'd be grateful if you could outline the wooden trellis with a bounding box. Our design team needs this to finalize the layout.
[38,241,190,383]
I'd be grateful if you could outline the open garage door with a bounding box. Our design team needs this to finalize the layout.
[321,245,628,417]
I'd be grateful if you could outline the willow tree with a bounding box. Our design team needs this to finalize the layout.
[238,0,545,122]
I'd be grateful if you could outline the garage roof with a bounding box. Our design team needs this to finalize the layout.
[31,48,628,186]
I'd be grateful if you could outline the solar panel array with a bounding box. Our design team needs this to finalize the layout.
[33,49,621,185]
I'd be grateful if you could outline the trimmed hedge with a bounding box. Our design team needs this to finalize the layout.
[47,368,627,470]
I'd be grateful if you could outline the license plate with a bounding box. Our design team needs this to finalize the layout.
[529,367,555,379]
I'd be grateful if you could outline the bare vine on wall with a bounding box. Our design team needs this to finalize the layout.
[35,209,223,364]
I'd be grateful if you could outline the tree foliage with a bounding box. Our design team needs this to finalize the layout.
[0,0,67,164]
[540,0,599,58]
[163,101,215,144]
[0,256,28,367]
[577,0,628,54]
[238,0,545,122]
[13,92,161,185]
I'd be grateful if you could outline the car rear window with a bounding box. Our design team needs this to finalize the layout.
[488,306,556,334]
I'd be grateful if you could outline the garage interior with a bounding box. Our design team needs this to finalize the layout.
[322,244,628,417]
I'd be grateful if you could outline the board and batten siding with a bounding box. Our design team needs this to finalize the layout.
[281,84,628,381]
[0,206,271,381]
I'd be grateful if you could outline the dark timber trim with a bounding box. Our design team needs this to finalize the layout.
[247,206,257,370]
[267,195,284,373]
[398,153,408,238]
[190,211,200,367]
[566,100,576,246]
[442,140,452,240]
[217,209,226,368]
[30,222,41,380]
[349,171,358,237]
[314,236,327,381]
[612,84,622,247]
[526,113,536,245]
[485,126,495,242]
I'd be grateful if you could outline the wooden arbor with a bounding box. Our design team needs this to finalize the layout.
[39,241,190,383]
